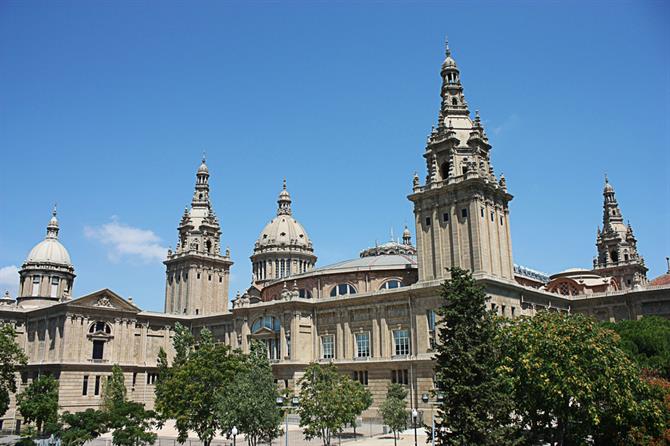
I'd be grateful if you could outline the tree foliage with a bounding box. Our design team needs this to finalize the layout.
[297,362,372,446]
[101,364,157,446]
[379,384,408,446]
[433,267,515,446]
[603,316,670,379]
[0,323,28,416]
[155,323,243,446]
[218,340,282,446]
[500,311,668,446]
[59,409,109,446]
[17,375,59,433]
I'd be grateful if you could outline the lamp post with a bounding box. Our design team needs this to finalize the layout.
[276,395,300,446]
[422,391,443,446]
[231,426,238,446]
[411,408,418,446]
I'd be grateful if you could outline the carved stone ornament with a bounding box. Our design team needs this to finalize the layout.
[94,296,113,308]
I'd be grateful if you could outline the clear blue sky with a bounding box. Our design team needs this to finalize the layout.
[1,1,668,311]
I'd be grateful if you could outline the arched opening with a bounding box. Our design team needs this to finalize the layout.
[611,250,619,263]
[440,162,450,180]
[452,98,458,106]
[206,240,212,254]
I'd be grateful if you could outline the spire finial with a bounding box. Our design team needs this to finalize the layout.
[605,173,608,184]
[445,35,451,57]
[666,256,670,273]
[202,150,206,164]
[52,203,57,217]
[283,178,287,190]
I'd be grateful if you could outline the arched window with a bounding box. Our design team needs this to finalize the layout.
[89,321,112,334]
[611,250,619,263]
[440,162,450,180]
[206,240,212,254]
[380,279,402,290]
[251,316,281,334]
[298,289,312,299]
[330,283,357,297]
[452,98,458,106]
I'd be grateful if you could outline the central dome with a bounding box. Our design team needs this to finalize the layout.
[251,181,317,284]
[257,215,313,250]
[25,208,72,266]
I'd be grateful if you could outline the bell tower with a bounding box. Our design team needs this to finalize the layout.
[164,157,233,315]
[592,176,647,289]
[408,40,514,282]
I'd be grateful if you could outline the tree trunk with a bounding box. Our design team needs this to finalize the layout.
[393,431,397,446]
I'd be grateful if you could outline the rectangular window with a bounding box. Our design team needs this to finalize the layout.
[147,373,158,385]
[427,310,437,350]
[500,216,504,225]
[511,306,516,318]
[461,208,468,218]
[443,213,449,223]
[92,340,104,360]
[425,217,431,226]
[132,372,137,388]
[355,332,370,358]
[32,275,40,296]
[501,305,506,316]
[21,372,28,385]
[481,208,484,217]
[353,370,368,385]
[286,334,291,358]
[82,375,89,396]
[391,369,409,385]
[321,335,334,359]
[491,211,494,222]
[94,376,101,396]
[393,329,410,356]
[50,277,59,298]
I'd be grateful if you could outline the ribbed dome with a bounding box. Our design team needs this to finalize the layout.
[25,207,72,266]
[26,238,72,266]
[256,215,313,250]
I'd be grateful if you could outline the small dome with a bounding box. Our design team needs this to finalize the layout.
[442,55,457,69]
[256,215,313,250]
[26,238,72,266]
[198,160,208,174]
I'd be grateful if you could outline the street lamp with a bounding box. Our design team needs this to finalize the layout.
[412,408,418,446]
[276,395,300,446]
[231,426,238,446]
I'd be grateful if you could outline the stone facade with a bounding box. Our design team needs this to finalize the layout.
[1,40,669,431]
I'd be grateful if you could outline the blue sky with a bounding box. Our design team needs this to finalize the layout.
[0,1,668,311]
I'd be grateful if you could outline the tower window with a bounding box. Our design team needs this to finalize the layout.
[32,275,40,296]
[461,208,468,218]
[500,216,504,225]
[443,213,449,223]
[481,208,484,218]
[440,162,450,180]
[425,217,431,226]
[462,166,469,175]
[491,212,494,222]
[50,276,59,298]
[452,98,458,106]
[197,273,201,279]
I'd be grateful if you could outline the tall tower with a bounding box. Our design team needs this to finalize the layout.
[593,176,647,289]
[164,158,233,315]
[251,180,316,287]
[18,206,76,308]
[408,40,514,282]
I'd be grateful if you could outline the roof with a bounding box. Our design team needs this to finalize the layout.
[650,272,670,286]
[26,238,72,266]
[310,254,417,274]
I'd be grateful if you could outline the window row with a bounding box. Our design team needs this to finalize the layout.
[320,329,411,359]
[329,279,404,297]
[28,275,65,297]
[425,209,505,226]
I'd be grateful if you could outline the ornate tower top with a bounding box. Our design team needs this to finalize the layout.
[277,179,292,216]
[46,205,59,239]
[593,176,647,288]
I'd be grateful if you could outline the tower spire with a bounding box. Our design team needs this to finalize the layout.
[277,179,292,215]
[46,204,59,239]
[438,37,469,124]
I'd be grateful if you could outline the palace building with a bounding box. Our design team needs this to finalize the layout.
[1,41,669,431]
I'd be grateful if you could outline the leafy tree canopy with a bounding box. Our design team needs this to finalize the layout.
[0,323,28,416]
[433,267,515,446]
[103,364,127,414]
[155,323,243,446]
[297,362,372,446]
[59,409,109,446]
[17,375,59,433]
[603,316,670,379]
[501,311,668,446]
[379,384,408,446]
[219,340,282,446]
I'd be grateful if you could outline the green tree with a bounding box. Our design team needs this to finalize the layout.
[0,323,28,417]
[219,340,282,446]
[603,316,670,379]
[17,375,59,434]
[433,267,515,446]
[101,364,157,446]
[155,323,243,446]
[109,401,158,446]
[379,384,408,446]
[501,311,667,446]
[102,364,127,413]
[297,362,372,446]
[58,409,109,446]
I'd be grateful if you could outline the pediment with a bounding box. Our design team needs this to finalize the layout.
[66,289,141,313]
